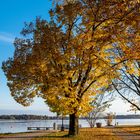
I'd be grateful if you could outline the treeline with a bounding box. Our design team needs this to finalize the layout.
[0,115,59,120]
[116,115,140,119]
[0,114,140,120]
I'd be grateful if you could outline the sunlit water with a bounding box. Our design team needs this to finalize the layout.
[0,119,140,133]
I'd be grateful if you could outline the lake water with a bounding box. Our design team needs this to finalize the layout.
[0,119,140,133]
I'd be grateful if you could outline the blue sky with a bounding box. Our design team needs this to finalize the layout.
[0,0,136,115]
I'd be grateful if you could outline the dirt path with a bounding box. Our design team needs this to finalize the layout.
[0,130,57,140]
[113,128,140,140]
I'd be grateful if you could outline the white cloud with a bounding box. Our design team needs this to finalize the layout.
[0,32,15,43]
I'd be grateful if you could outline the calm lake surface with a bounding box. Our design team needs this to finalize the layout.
[0,119,140,133]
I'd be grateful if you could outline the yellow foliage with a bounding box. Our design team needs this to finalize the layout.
[2,0,140,118]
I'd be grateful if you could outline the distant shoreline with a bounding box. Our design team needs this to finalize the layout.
[0,114,140,120]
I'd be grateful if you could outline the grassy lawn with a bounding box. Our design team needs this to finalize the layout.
[0,131,36,136]
[31,128,121,140]
[0,133,13,136]
[1,126,139,140]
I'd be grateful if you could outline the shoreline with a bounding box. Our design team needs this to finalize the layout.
[0,118,140,121]
[1,125,140,135]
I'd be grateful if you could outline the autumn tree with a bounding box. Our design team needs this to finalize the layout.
[2,0,139,136]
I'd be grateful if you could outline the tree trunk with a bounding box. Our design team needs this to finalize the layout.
[69,113,79,136]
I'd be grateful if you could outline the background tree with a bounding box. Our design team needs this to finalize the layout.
[112,61,140,112]
[104,112,114,126]
[86,93,113,128]
[2,0,140,136]
[110,0,140,111]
